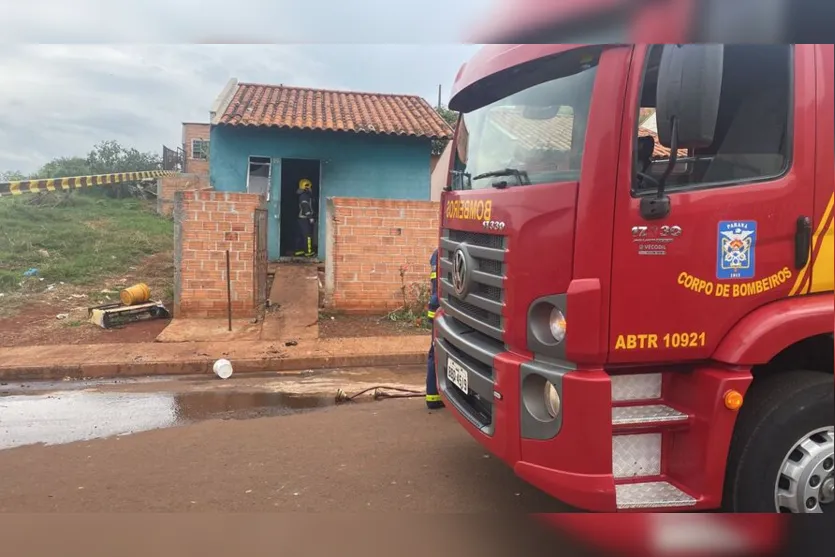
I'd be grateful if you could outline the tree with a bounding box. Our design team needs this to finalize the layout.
[1,140,164,202]
[86,140,162,175]
[435,105,459,128]
[37,157,92,179]
[0,170,26,182]
[432,104,459,156]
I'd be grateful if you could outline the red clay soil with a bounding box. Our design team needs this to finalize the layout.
[319,314,431,339]
[0,302,170,347]
[0,252,173,348]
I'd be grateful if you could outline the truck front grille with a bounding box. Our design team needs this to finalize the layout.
[439,229,506,342]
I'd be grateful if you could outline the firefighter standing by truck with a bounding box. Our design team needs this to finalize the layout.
[295,178,316,258]
[426,248,443,410]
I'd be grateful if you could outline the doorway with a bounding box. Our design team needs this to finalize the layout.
[279,158,321,257]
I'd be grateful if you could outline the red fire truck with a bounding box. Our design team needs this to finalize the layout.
[434,43,834,513]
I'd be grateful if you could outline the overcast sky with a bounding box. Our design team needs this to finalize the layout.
[0,0,491,174]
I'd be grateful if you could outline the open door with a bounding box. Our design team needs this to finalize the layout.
[279,158,321,258]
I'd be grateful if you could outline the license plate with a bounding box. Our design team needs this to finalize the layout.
[446,358,469,394]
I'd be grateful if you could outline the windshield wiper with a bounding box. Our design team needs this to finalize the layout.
[472,168,531,188]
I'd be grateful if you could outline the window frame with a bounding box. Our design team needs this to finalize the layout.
[246,155,272,200]
[191,138,209,160]
[629,44,796,198]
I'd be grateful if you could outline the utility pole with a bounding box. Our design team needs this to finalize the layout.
[437,84,442,109]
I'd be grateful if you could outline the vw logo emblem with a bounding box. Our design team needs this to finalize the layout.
[452,248,469,297]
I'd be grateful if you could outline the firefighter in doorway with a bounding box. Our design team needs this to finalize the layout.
[295,178,316,258]
[426,248,444,410]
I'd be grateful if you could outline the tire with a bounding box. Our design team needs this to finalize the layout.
[724,370,834,513]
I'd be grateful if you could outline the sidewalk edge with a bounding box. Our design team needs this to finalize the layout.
[0,352,428,381]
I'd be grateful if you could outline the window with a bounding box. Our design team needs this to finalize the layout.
[247,156,271,199]
[452,51,599,190]
[191,139,209,160]
[633,44,792,194]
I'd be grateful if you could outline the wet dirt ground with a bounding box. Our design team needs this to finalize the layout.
[0,366,425,450]
[319,313,431,339]
[0,252,174,347]
[0,365,573,512]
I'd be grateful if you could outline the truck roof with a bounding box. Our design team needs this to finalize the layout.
[449,44,586,111]
[465,0,696,44]
[468,0,631,42]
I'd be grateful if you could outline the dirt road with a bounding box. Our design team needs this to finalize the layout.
[0,384,574,512]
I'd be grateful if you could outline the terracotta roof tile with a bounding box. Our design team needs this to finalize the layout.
[488,109,685,160]
[218,83,453,140]
[490,109,575,152]
[638,127,688,158]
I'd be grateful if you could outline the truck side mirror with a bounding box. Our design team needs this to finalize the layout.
[641,44,724,220]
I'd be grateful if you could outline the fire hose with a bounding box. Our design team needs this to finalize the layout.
[335,386,424,404]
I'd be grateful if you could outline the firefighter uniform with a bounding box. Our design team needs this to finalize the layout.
[426,249,444,410]
[295,178,316,257]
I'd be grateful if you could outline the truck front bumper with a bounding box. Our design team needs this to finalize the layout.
[434,315,617,512]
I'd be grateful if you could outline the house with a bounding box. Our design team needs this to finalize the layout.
[182,122,210,175]
[207,79,453,261]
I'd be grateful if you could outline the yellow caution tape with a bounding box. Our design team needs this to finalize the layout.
[0,170,177,197]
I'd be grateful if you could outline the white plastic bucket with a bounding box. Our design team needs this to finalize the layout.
[213,359,233,379]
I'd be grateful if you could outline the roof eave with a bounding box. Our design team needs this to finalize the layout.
[215,121,452,140]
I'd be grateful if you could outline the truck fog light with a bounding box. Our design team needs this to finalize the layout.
[549,307,566,343]
[545,382,561,418]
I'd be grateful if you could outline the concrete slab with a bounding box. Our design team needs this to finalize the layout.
[261,262,320,342]
[155,318,262,343]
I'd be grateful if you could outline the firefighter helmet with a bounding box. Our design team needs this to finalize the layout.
[298,178,313,191]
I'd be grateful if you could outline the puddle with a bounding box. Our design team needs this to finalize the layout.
[0,376,173,396]
[0,390,333,450]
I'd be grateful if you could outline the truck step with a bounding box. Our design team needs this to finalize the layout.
[615,481,697,510]
[612,404,688,427]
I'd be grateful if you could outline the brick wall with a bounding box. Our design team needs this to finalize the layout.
[157,174,209,216]
[182,123,210,175]
[174,189,265,319]
[325,197,440,313]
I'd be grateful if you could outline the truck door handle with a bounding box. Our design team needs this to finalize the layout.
[795,215,812,269]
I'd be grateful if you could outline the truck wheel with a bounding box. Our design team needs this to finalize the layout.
[724,370,834,513]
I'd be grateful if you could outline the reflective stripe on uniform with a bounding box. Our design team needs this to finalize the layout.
[426,310,435,319]
[430,272,437,279]
[425,394,442,402]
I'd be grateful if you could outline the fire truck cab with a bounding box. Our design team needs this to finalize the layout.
[436,44,834,512]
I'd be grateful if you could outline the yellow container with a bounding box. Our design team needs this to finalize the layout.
[120,283,151,306]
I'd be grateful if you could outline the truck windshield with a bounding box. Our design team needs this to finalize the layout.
[452,55,599,190]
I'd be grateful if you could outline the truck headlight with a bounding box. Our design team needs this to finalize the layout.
[549,307,566,343]
[545,382,561,418]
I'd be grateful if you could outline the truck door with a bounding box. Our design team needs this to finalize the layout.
[800,44,835,296]
[608,44,817,364]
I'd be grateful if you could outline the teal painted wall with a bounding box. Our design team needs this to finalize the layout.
[209,125,432,261]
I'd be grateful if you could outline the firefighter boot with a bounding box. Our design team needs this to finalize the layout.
[426,343,444,410]
[304,235,315,258]
[294,218,307,256]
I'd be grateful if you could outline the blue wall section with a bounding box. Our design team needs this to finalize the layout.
[209,126,432,261]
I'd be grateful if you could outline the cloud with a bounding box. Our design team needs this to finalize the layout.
[1,0,495,43]
[0,43,480,174]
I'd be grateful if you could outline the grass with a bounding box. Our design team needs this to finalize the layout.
[0,193,173,292]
